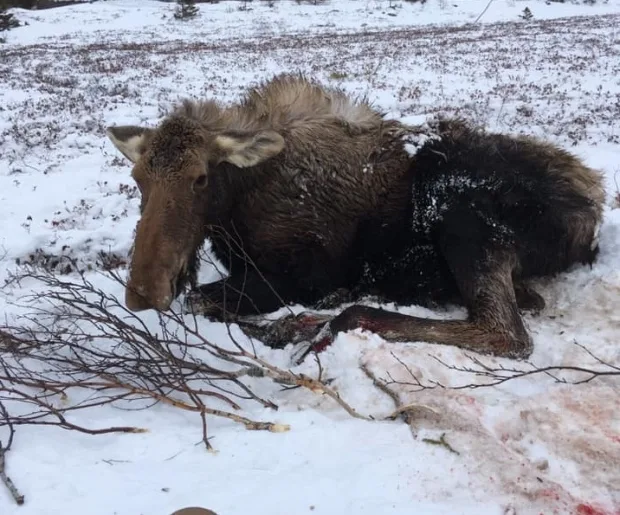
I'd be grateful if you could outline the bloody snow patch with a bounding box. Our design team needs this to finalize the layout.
[361,341,620,513]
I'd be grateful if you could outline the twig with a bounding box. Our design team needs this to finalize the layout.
[422,432,460,456]
[0,265,366,457]
[474,0,495,24]
[360,363,439,424]
[430,352,619,389]
[377,342,619,396]
[249,355,370,421]
[0,442,24,506]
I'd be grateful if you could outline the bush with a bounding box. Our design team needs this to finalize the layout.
[0,9,20,35]
[174,0,199,20]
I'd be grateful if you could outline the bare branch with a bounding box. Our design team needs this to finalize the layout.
[379,343,619,394]
[0,441,24,506]
[0,265,366,467]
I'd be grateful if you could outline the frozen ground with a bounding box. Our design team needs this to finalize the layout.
[0,1,619,514]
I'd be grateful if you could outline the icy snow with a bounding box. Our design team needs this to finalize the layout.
[1,1,619,514]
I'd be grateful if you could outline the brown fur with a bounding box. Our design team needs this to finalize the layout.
[107,73,411,312]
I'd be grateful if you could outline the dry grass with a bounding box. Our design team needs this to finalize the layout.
[0,13,618,157]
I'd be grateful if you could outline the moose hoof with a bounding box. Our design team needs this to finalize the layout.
[183,289,225,319]
[312,287,356,310]
[243,312,333,350]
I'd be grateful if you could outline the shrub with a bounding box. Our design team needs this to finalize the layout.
[0,5,20,35]
[174,0,199,20]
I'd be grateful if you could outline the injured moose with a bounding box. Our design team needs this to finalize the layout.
[106,74,604,361]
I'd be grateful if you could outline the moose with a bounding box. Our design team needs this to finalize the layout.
[106,73,604,359]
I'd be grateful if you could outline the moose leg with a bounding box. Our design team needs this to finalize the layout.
[328,270,532,359]
[253,240,534,361]
[237,311,334,350]
[185,269,297,320]
[326,209,534,359]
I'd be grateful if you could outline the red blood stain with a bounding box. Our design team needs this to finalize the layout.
[538,488,561,501]
[576,503,619,515]
[310,336,333,354]
[297,314,326,328]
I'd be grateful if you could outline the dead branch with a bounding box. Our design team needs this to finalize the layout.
[0,400,24,505]
[429,344,620,389]
[0,442,24,506]
[421,432,460,456]
[378,343,619,394]
[0,264,367,464]
[361,363,439,426]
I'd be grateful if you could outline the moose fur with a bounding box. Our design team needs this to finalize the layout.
[107,73,605,359]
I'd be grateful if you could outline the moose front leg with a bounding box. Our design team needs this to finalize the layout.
[184,269,296,320]
[237,311,334,350]
[228,263,534,361]
[226,264,534,361]
[190,210,534,360]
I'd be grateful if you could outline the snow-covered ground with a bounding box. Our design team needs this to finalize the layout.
[1,1,619,514]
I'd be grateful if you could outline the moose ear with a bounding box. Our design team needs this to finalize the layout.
[106,126,154,163]
[212,130,285,168]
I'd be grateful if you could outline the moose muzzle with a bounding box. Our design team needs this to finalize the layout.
[124,227,185,312]
[125,276,176,312]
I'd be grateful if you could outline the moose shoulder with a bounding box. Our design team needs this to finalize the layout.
[107,74,604,359]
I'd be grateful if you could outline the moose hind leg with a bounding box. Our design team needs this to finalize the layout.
[329,210,534,359]
[330,258,533,359]
[429,207,532,357]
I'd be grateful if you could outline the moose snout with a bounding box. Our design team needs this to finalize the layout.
[125,279,174,312]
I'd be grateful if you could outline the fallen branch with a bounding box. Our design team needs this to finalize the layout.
[429,343,620,389]
[360,363,438,425]
[0,400,23,506]
[0,442,24,506]
[378,343,619,393]
[422,432,460,456]
[1,265,366,457]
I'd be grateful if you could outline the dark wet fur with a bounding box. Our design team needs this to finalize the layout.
[350,119,602,308]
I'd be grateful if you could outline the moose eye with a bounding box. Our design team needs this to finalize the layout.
[193,174,208,192]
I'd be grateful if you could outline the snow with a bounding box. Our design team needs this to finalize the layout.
[1,1,620,514]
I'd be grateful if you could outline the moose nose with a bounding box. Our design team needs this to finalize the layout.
[125,285,152,312]
[125,282,173,312]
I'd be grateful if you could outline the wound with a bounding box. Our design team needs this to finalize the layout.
[309,335,334,354]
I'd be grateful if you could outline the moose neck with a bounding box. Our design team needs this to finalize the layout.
[201,160,269,269]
